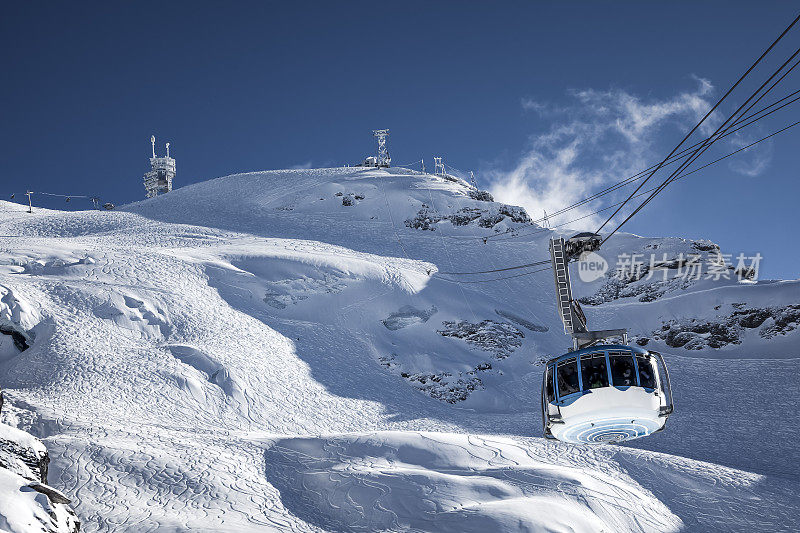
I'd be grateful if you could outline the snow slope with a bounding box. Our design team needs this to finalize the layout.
[0,167,797,531]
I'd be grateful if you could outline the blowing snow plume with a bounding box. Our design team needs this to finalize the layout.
[488,79,721,228]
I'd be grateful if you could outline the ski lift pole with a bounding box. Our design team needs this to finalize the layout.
[25,191,33,213]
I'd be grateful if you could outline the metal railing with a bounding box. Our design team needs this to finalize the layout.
[650,351,675,416]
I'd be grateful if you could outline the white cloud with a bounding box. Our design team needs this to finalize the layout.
[520,98,554,115]
[489,79,720,230]
[726,129,773,177]
[520,97,546,113]
[290,161,314,170]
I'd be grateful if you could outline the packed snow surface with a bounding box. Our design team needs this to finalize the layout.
[0,167,797,531]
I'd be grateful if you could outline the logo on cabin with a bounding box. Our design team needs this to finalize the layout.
[577,251,608,282]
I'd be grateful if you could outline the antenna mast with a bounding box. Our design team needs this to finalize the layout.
[433,156,444,177]
[372,129,390,168]
[143,135,176,198]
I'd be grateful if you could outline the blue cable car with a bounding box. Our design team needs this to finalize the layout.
[541,344,674,443]
[541,234,675,443]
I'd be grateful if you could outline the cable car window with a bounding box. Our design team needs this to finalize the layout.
[636,354,657,389]
[580,353,609,390]
[609,351,636,387]
[545,366,555,402]
[557,358,580,396]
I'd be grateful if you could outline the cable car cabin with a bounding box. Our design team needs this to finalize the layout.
[541,345,673,444]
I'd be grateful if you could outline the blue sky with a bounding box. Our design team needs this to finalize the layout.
[2,1,798,278]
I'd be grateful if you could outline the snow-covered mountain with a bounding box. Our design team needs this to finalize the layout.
[0,166,797,531]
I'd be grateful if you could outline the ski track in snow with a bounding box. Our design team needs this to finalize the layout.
[0,167,797,532]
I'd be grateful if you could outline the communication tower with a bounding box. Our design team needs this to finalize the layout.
[372,129,390,167]
[143,135,175,198]
[433,157,445,177]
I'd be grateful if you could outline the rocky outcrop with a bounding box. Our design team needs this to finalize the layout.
[0,421,80,532]
[468,189,494,202]
[437,319,524,359]
[381,306,438,330]
[692,239,719,252]
[0,325,30,352]
[580,245,738,305]
[638,304,800,350]
[404,203,532,232]
[1,286,38,354]
[477,213,505,228]
[0,428,49,483]
[498,204,531,223]
[375,316,522,403]
[336,192,365,206]
[378,353,488,403]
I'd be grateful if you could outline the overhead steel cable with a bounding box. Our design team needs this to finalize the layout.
[595,13,800,236]
[666,119,800,180]
[421,79,800,249]
[423,176,479,320]
[433,15,800,284]
[443,86,800,244]
[392,159,423,168]
[601,44,800,244]
[436,118,800,282]
[725,55,800,135]
[444,162,472,177]
[437,265,552,284]
[486,118,800,243]
[440,88,800,241]
[436,259,551,275]
[644,51,800,191]
[530,86,800,226]
[38,192,90,199]
[10,191,92,199]
[607,115,800,243]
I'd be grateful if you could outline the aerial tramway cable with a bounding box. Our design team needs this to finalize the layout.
[440,85,800,245]
[595,14,800,237]
[600,45,800,243]
[484,114,800,245]
[436,259,550,275]
[531,85,800,226]
[397,77,796,246]
[435,117,800,281]
[437,265,552,284]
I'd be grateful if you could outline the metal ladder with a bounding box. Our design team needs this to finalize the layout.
[549,237,575,334]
